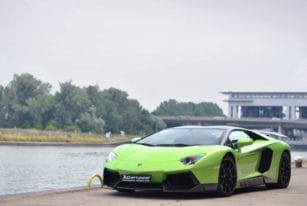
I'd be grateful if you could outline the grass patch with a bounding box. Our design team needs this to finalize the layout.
[0,129,136,144]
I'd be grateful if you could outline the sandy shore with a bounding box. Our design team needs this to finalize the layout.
[1,166,307,206]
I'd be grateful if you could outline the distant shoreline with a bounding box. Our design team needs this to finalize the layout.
[0,140,129,147]
[0,128,134,146]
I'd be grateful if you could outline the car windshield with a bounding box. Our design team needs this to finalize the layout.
[137,128,225,146]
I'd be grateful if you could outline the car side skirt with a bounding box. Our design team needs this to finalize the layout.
[236,176,277,188]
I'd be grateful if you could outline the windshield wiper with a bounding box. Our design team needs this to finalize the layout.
[135,142,155,146]
[155,143,195,147]
[135,143,200,147]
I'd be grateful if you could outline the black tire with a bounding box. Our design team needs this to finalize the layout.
[266,151,291,189]
[217,155,237,197]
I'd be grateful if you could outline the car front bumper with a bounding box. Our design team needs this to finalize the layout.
[103,168,217,192]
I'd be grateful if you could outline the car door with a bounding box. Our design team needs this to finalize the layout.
[228,130,261,180]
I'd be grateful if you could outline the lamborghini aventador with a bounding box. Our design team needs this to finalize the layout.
[103,126,291,196]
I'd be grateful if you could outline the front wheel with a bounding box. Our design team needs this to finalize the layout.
[266,151,291,189]
[217,155,237,196]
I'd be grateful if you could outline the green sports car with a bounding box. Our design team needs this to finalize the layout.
[103,126,291,196]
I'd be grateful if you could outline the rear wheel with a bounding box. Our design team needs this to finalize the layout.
[217,155,237,196]
[266,151,291,189]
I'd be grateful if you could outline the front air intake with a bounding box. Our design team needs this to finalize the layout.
[103,169,120,187]
[164,172,198,190]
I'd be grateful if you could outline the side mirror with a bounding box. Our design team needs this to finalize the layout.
[236,138,253,150]
[131,137,141,143]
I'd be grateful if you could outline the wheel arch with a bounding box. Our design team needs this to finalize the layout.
[192,147,236,185]
[278,148,291,173]
[223,152,236,163]
[283,149,291,158]
[265,142,291,181]
[220,150,237,168]
[278,146,291,168]
[265,146,291,188]
[222,152,237,177]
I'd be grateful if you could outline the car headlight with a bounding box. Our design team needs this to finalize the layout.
[180,154,205,165]
[105,151,117,163]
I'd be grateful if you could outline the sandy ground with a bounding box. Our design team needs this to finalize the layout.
[1,167,307,206]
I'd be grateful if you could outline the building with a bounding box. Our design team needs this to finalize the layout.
[221,92,307,120]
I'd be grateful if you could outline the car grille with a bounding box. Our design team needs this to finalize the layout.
[104,169,200,191]
[164,172,199,190]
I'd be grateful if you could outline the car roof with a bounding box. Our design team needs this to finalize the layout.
[172,125,244,131]
[257,130,287,136]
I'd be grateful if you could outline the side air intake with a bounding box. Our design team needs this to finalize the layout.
[258,148,273,173]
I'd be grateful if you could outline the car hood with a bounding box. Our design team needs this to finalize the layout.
[113,143,222,163]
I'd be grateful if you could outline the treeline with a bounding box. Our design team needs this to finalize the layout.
[0,73,165,134]
[152,99,225,117]
[0,73,225,134]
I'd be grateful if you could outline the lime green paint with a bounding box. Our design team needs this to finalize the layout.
[237,138,253,149]
[104,133,290,186]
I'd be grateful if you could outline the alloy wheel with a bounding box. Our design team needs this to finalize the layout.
[217,156,237,196]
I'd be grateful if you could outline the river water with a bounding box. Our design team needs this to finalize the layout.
[0,145,112,196]
[0,145,306,196]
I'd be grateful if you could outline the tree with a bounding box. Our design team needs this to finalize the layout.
[27,94,55,129]
[76,106,105,134]
[151,115,167,132]
[0,73,52,128]
[0,74,162,134]
[54,81,90,128]
[101,88,155,134]
[152,99,225,117]
[86,85,106,118]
